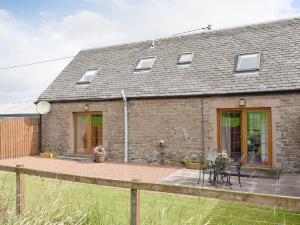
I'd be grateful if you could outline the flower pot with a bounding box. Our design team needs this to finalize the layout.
[95,155,105,163]
[185,162,200,169]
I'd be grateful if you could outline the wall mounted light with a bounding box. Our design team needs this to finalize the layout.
[84,104,89,111]
[239,98,246,107]
[159,139,165,147]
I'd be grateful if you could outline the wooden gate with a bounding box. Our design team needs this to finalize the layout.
[0,118,39,160]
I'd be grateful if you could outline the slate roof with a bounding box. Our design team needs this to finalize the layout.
[38,17,300,102]
[0,103,38,117]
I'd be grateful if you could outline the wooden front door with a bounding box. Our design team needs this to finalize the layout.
[74,112,103,154]
[218,108,272,167]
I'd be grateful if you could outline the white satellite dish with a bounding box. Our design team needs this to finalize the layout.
[36,101,51,114]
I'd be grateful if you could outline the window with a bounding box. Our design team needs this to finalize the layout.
[77,69,98,84]
[135,56,156,71]
[74,112,103,154]
[178,52,194,64]
[236,53,260,72]
[218,108,271,167]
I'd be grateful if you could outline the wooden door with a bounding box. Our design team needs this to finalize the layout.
[74,112,103,154]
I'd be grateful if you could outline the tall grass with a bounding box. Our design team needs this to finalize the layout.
[0,172,299,225]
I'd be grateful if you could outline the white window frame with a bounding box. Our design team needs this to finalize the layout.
[178,52,194,65]
[236,53,261,72]
[77,69,98,84]
[135,56,156,71]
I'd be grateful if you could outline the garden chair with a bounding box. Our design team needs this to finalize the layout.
[230,153,244,187]
[214,154,232,187]
[197,149,218,186]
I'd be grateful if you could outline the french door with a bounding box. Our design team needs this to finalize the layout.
[218,108,272,167]
[74,112,103,154]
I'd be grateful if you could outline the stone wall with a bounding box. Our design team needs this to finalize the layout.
[275,94,300,172]
[41,101,124,161]
[41,93,300,172]
[128,98,203,163]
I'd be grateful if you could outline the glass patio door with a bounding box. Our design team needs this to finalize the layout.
[76,113,89,153]
[247,112,269,165]
[74,112,103,154]
[220,112,242,161]
[218,109,271,167]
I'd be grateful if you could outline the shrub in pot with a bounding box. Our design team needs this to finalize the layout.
[94,145,106,163]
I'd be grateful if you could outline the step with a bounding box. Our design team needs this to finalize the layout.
[57,154,94,162]
[232,166,280,179]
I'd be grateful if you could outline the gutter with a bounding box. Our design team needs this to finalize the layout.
[39,88,300,103]
[121,90,128,163]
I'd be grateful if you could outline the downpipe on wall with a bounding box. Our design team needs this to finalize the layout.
[121,90,128,163]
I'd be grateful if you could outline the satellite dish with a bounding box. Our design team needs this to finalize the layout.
[36,101,51,114]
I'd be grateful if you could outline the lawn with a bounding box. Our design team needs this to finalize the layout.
[0,172,299,225]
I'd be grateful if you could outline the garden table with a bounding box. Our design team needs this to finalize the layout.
[198,151,244,187]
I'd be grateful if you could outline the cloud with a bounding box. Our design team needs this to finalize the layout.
[0,0,300,103]
[0,10,126,103]
[115,0,300,38]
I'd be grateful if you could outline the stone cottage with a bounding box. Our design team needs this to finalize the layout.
[38,17,300,172]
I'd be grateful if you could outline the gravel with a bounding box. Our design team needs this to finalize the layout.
[0,156,179,183]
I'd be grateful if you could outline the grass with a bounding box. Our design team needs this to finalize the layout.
[0,172,299,225]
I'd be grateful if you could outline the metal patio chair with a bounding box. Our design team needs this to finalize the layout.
[230,153,244,187]
[214,154,232,187]
[197,149,218,186]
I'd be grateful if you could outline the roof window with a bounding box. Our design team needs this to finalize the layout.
[77,69,98,84]
[135,56,156,71]
[236,53,260,72]
[178,52,194,64]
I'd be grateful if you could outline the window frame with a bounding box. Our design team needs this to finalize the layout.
[178,52,194,65]
[77,69,99,85]
[135,56,156,71]
[235,52,261,72]
[73,111,103,154]
[217,107,272,168]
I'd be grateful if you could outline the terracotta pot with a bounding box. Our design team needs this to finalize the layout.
[95,155,105,163]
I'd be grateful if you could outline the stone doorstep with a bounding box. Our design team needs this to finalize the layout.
[57,154,94,162]
[233,167,281,179]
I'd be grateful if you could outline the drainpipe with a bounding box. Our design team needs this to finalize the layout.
[39,114,42,153]
[121,90,128,163]
[201,99,205,161]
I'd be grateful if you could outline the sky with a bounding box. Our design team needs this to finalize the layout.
[1,0,300,103]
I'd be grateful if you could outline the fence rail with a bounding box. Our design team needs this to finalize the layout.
[0,118,39,159]
[0,164,299,225]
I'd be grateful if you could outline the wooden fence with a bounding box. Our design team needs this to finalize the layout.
[0,164,299,225]
[0,118,39,159]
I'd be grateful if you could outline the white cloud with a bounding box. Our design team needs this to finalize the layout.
[0,0,300,103]
[0,10,126,103]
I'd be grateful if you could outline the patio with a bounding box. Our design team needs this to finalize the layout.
[160,168,300,197]
[0,156,299,198]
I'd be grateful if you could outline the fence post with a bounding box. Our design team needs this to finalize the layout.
[130,188,140,225]
[16,164,25,215]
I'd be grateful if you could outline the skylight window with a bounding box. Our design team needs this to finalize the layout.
[178,52,194,64]
[77,69,98,84]
[236,53,260,72]
[135,56,156,71]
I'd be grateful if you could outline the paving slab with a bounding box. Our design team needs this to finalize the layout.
[160,169,300,197]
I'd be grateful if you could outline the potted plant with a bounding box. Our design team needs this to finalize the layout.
[94,145,106,163]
